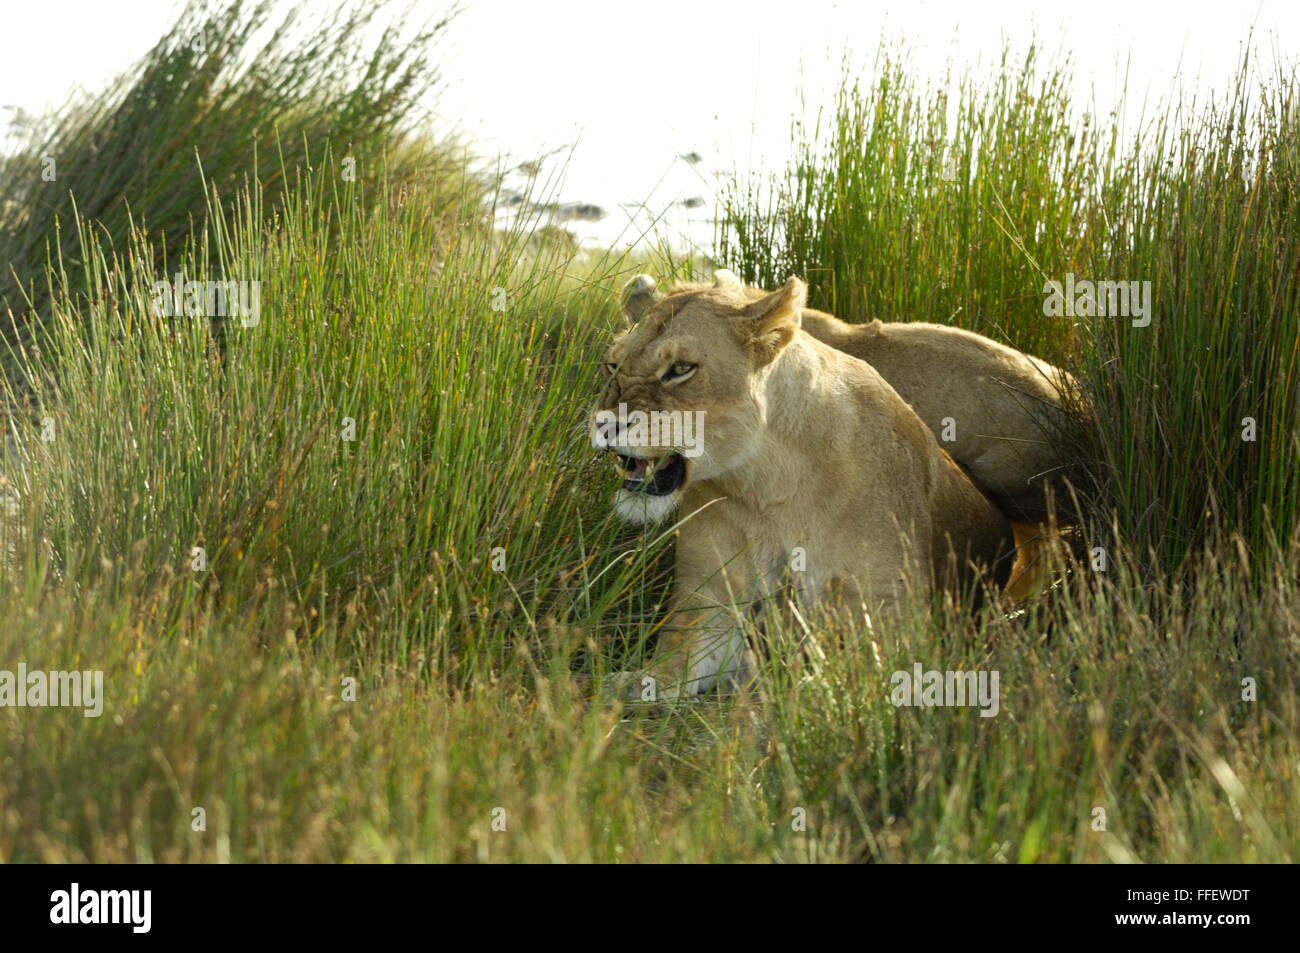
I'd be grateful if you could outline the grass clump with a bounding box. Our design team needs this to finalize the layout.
[0,0,478,373]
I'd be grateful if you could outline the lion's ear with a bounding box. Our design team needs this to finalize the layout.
[742,276,806,364]
[712,269,743,291]
[619,274,662,326]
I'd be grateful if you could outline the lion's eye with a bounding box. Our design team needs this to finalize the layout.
[602,362,618,377]
[662,362,696,383]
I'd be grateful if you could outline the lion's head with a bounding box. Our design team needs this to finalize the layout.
[591,272,807,523]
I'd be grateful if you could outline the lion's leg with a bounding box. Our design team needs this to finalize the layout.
[627,522,759,702]
[639,581,751,701]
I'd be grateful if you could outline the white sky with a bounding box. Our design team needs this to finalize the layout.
[2,0,1296,251]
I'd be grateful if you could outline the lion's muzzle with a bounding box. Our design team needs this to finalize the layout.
[616,452,688,496]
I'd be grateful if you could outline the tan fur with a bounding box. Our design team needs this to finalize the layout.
[667,271,1080,524]
[595,275,1013,701]
[1003,520,1074,603]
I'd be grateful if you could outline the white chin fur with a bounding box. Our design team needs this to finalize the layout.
[613,488,681,524]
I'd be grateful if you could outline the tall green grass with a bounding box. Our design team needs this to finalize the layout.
[1078,58,1300,574]
[0,0,477,374]
[719,42,1090,366]
[3,149,670,683]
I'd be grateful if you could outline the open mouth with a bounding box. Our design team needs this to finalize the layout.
[615,452,688,496]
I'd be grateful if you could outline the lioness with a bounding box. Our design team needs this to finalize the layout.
[593,275,1015,701]
[670,271,1079,524]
